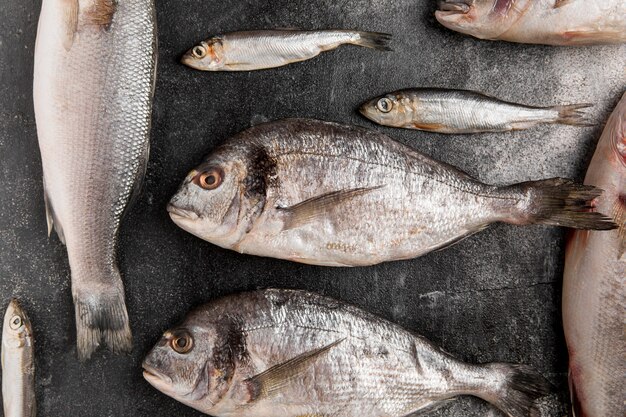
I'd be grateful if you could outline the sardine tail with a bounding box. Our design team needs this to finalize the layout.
[503,178,618,230]
[351,31,392,51]
[481,363,552,417]
[553,103,595,127]
[73,285,132,361]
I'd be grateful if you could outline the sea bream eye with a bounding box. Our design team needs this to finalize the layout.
[377,98,393,113]
[192,45,207,59]
[194,168,223,190]
[170,330,193,354]
[10,315,22,330]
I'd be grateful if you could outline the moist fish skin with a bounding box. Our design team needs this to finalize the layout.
[360,88,594,134]
[563,92,626,417]
[436,0,626,45]
[143,289,551,417]
[181,29,391,71]
[167,118,615,267]
[34,0,157,360]
[2,300,35,417]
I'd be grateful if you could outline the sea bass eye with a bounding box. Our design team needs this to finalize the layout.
[10,315,22,330]
[377,98,393,113]
[195,168,223,190]
[171,330,193,354]
[192,45,207,59]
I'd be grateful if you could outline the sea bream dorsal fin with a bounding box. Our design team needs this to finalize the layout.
[244,338,344,401]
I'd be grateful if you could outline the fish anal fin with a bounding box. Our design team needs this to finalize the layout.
[43,182,66,244]
[245,338,345,401]
[279,186,384,231]
[61,0,79,51]
[84,0,117,28]
[412,122,446,132]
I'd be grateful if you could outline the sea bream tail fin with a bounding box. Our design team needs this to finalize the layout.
[502,178,617,230]
[551,103,595,127]
[43,180,66,244]
[350,31,392,51]
[73,270,132,361]
[478,363,552,417]
[244,338,344,401]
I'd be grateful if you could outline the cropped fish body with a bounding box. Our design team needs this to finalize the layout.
[34,0,157,360]
[168,118,615,266]
[360,88,593,133]
[181,29,391,71]
[436,0,626,45]
[2,300,35,417]
[143,289,551,417]
[563,92,626,417]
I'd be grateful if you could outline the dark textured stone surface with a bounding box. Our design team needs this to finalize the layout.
[0,1,624,416]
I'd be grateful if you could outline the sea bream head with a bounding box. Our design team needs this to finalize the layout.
[181,38,226,71]
[435,0,530,40]
[2,299,33,350]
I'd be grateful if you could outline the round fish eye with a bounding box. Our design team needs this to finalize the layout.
[376,98,393,113]
[170,330,193,354]
[196,168,223,190]
[9,316,22,330]
[192,45,207,59]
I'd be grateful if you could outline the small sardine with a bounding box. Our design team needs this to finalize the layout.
[563,92,626,417]
[436,0,626,45]
[2,300,36,417]
[167,118,615,267]
[143,289,551,417]
[181,29,391,71]
[360,88,594,133]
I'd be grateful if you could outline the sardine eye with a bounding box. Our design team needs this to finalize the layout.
[192,45,207,59]
[171,330,193,354]
[196,168,223,190]
[377,98,393,113]
[9,316,22,330]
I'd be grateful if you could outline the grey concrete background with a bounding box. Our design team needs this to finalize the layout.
[1,0,624,416]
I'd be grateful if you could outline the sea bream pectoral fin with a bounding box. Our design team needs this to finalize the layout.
[244,338,345,401]
[278,186,384,231]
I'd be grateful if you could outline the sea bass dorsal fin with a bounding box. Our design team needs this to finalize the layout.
[61,0,79,51]
[279,186,384,231]
[245,338,344,401]
[43,181,66,244]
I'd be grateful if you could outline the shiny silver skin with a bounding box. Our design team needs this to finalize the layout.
[34,0,157,360]
[2,299,35,417]
[436,0,626,45]
[143,289,551,417]
[563,92,626,417]
[181,29,391,71]
[168,118,615,267]
[360,88,593,134]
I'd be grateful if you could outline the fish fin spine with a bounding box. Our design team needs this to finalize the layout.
[350,31,392,51]
[502,178,617,230]
[552,103,595,127]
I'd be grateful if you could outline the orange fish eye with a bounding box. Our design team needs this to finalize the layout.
[170,330,193,354]
[194,167,223,190]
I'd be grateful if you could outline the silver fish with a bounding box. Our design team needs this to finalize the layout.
[34,0,157,360]
[143,289,551,417]
[2,299,36,417]
[563,92,626,417]
[436,0,626,45]
[181,29,391,71]
[360,88,594,134]
[167,118,615,267]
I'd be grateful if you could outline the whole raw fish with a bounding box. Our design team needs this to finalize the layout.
[360,88,593,133]
[563,92,626,417]
[2,299,35,417]
[436,0,626,45]
[34,0,157,360]
[181,29,391,71]
[167,118,615,266]
[143,289,551,417]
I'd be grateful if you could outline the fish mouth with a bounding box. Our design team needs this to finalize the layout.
[437,0,472,14]
[167,204,199,221]
[142,364,174,390]
[180,52,204,71]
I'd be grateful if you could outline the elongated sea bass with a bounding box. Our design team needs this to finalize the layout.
[168,118,615,266]
[2,300,36,417]
[143,289,551,417]
[360,88,593,133]
[563,92,626,417]
[34,0,157,360]
[181,29,391,71]
[436,0,626,45]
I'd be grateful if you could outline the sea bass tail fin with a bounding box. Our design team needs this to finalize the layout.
[503,178,617,230]
[553,103,595,126]
[480,363,552,417]
[73,277,132,361]
[351,31,392,51]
